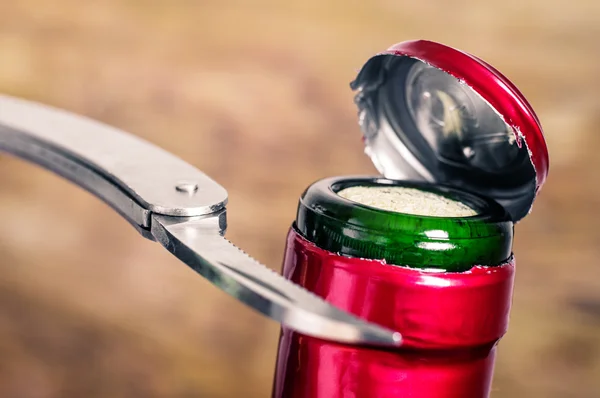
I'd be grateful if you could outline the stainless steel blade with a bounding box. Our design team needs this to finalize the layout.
[151,212,403,347]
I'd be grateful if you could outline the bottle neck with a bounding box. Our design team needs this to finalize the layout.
[272,229,515,398]
[296,176,513,272]
[273,329,498,398]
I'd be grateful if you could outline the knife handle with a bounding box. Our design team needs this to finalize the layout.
[0,95,228,234]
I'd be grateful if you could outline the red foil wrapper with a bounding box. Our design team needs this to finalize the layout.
[272,229,515,398]
[375,40,549,192]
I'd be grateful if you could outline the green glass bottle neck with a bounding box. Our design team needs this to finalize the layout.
[295,177,514,272]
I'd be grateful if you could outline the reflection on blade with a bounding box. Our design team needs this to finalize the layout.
[150,212,402,348]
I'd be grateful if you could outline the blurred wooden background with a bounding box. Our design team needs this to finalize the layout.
[0,1,599,397]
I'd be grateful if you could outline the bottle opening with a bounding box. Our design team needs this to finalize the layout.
[296,177,513,272]
[337,185,479,218]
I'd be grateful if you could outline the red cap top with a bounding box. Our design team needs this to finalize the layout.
[351,40,549,222]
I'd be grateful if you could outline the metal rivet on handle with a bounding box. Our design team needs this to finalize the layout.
[175,181,199,194]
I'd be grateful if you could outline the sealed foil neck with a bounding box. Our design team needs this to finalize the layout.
[350,42,544,222]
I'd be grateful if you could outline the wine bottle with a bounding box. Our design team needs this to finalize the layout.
[271,40,549,398]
